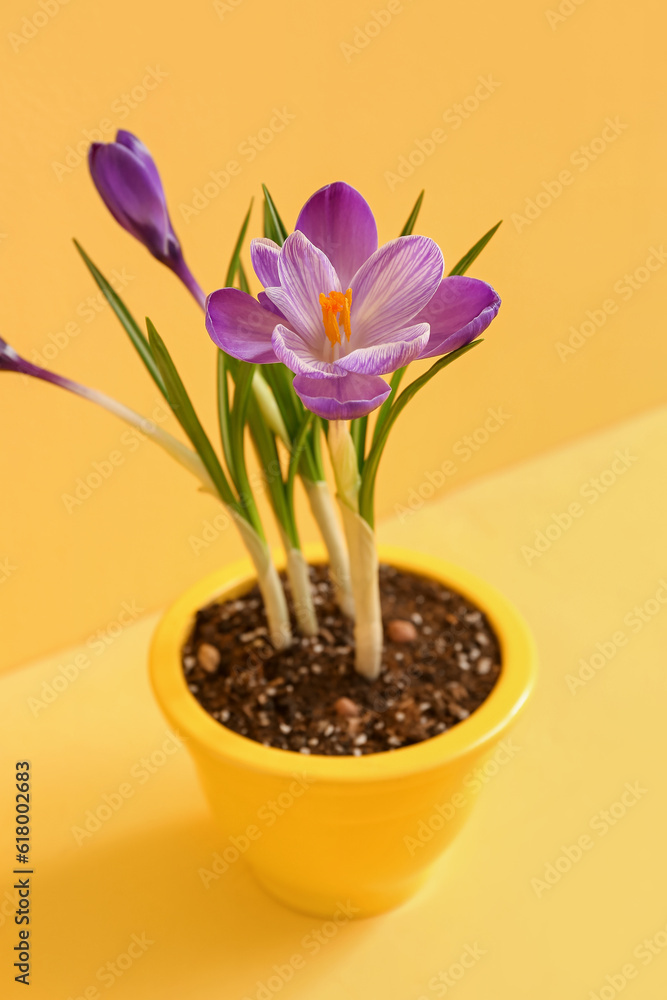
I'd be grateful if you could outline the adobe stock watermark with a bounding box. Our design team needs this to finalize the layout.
[555,246,667,361]
[521,448,638,566]
[61,399,170,513]
[404,738,521,856]
[213,0,245,17]
[340,0,410,63]
[512,118,628,233]
[51,66,169,181]
[31,268,134,367]
[565,579,667,694]
[384,75,501,191]
[241,901,359,1000]
[70,731,186,845]
[415,944,486,998]
[394,406,511,523]
[545,0,587,31]
[179,108,296,223]
[0,557,18,584]
[531,781,648,898]
[198,771,316,887]
[8,0,72,54]
[586,918,667,1000]
[188,455,282,554]
[27,600,145,716]
[64,932,154,999]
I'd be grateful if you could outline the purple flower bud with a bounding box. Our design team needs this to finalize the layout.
[88,131,205,307]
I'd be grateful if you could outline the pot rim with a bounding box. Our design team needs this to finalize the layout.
[149,544,537,783]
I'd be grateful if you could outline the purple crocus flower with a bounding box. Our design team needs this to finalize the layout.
[206,182,500,419]
[88,131,205,307]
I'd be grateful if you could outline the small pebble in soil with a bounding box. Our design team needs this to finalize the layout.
[386,619,418,643]
[335,696,360,718]
[197,643,221,673]
[181,564,502,756]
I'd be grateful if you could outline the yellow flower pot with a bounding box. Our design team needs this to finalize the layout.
[149,545,536,918]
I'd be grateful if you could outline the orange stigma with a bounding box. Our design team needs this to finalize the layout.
[319,288,352,357]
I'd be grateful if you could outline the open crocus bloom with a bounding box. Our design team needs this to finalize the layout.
[206,183,500,419]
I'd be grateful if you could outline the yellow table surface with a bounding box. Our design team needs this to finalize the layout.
[2,404,666,999]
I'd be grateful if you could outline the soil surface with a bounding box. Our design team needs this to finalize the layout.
[182,564,502,756]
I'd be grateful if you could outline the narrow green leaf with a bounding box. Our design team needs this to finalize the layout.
[260,364,300,437]
[308,415,325,480]
[359,341,482,526]
[146,317,239,510]
[262,184,289,245]
[247,395,296,545]
[399,190,425,237]
[229,361,263,534]
[372,366,406,447]
[238,261,250,293]
[73,240,167,398]
[350,415,368,472]
[286,411,314,511]
[216,351,238,490]
[225,199,254,288]
[448,220,502,277]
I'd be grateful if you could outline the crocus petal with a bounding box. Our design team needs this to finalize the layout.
[206,288,279,364]
[350,236,444,346]
[266,231,340,346]
[0,336,73,389]
[415,276,501,359]
[257,291,285,318]
[271,324,336,378]
[295,182,378,288]
[293,372,391,420]
[88,142,174,260]
[115,130,165,198]
[250,237,281,288]
[336,323,430,376]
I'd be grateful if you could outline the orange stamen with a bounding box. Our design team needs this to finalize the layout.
[319,288,353,359]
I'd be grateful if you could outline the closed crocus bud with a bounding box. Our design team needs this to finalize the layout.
[88,130,205,307]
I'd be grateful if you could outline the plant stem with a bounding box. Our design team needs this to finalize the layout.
[303,479,354,618]
[328,421,383,679]
[61,379,218,495]
[277,528,318,636]
[232,514,292,649]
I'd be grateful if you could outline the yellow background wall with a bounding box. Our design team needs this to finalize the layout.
[0,0,662,671]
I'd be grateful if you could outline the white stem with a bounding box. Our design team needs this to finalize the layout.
[337,502,383,680]
[277,528,318,637]
[328,421,383,679]
[74,384,217,495]
[303,478,355,618]
[233,514,292,650]
[252,370,290,447]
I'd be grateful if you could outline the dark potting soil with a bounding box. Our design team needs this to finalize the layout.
[182,564,502,756]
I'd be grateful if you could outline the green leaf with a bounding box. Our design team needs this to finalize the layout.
[247,395,295,544]
[146,317,239,511]
[238,261,250,293]
[350,415,368,472]
[229,361,263,533]
[448,220,502,277]
[399,190,425,236]
[359,341,482,526]
[286,410,314,512]
[73,240,167,399]
[225,199,254,287]
[371,366,406,447]
[262,184,289,245]
[216,350,238,490]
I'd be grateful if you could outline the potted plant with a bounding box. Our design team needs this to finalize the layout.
[1,130,536,917]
